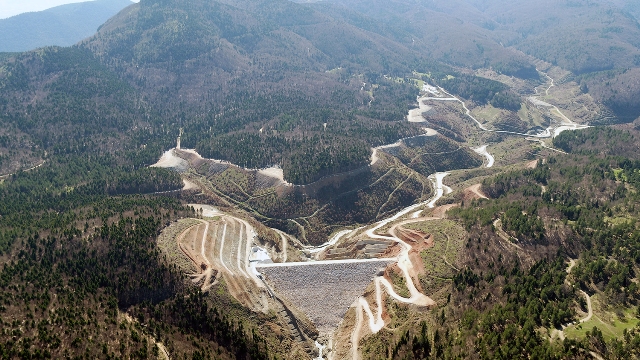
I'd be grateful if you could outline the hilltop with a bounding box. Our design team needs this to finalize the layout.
[3,0,640,178]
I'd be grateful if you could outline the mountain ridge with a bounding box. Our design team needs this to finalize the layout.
[0,0,134,52]
[1,0,640,359]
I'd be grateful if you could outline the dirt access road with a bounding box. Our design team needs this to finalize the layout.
[465,184,488,200]
[348,173,455,359]
[473,145,494,168]
[175,211,270,311]
[425,70,589,141]
[565,259,593,325]
[551,259,594,343]
[0,159,46,179]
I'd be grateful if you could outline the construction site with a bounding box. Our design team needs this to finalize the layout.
[151,68,586,358]
[157,181,460,359]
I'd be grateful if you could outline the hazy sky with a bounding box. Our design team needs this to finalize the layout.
[0,0,139,19]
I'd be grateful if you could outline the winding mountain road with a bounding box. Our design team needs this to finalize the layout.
[158,70,595,359]
[473,145,494,168]
[422,70,589,142]
[349,173,453,359]
[550,259,594,345]
[579,290,593,323]
[0,160,46,179]
[466,184,488,200]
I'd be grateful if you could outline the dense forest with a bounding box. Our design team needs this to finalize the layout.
[0,44,423,185]
[421,128,640,359]
[0,202,272,359]
[0,149,279,358]
[362,128,640,359]
[3,0,640,358]
[436,74,522,111]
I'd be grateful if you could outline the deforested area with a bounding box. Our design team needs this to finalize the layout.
[3,0,640,358]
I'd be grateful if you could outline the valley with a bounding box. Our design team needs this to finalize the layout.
[151,63,612,358]
[1,0,640,359]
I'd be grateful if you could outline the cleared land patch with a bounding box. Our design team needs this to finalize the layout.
[404,219,466,293]
[564,293,640,341]
[157,218,202,273]
[158,213,271,310]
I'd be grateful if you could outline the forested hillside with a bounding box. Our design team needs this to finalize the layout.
[318,0,640,122]
[2,0,640,359]
[4,0,640,182]
[0,150,281,358]
[0,0,431,184]
[367,127,640,359]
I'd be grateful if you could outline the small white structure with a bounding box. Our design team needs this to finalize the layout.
[422,83,440,95]
[177,128,183,149]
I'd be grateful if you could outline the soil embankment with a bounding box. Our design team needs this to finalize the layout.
[463,184,488,201]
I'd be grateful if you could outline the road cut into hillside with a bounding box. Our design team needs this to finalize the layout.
[370,130,439,166]
[407,95,434,123]
[427,172,452,208]
[424,71,591,141]
[155,69,598,359]
[473,145,494,168]
[173,211,272,311]
[464,184,488,200]
[553,123,591,138]
[0,159,46,179]
[307,229,354,256]
[346,173,456,359]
